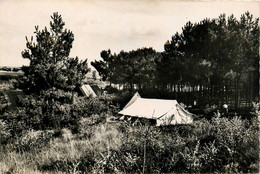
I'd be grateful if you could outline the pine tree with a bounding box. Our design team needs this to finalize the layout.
[20,12,89,93]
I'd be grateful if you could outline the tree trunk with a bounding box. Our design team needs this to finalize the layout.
[209,85,213,106]
[235,77,241,110]
[199,84,202,106]
[130,82,133,92]
[220,84,224,108]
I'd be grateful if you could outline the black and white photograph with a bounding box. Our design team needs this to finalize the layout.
[0,0,259,173]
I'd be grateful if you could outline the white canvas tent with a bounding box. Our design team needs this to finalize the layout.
[118,92,194,126]
[80,84,97,97]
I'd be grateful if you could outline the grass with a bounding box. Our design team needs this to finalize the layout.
[1,151,45,174]
[1,116,258,173]
[1,124,125,174]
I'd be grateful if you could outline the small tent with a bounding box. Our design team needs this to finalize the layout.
[80,84,97,97]
[118,92,194,126]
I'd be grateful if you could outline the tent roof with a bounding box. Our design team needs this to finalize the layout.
[123,92,141,110]
[119,97,178,119]
[80,84,97,97]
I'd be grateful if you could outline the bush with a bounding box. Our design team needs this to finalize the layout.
[15,130,54,152]
[0,91,10,113]
[1,88,115,136]
[1,115,258,173]
[104,85,119,94]
[0,119,11,145]
[1,95,258,173]
[110,116,258,173]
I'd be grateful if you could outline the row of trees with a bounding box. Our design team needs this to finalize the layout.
[92,12,259,108]
[92,48,160,91]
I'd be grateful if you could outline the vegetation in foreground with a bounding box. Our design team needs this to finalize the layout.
[1,79,258,173]
[1,108,259,173]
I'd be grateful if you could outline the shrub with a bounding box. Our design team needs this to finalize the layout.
[1,115,258,173]
[1,98,258,173]
[0,119,11,145]
[114,116,258,173]
[0,91,10,113]
[15,130,54,152]
[104,85,119,94]
[1,88,115,136]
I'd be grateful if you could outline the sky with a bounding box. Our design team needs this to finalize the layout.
[0,0,259,68]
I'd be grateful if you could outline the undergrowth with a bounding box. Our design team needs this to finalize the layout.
[1,114,258,173]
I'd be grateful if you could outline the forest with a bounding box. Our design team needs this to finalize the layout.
[0,12,259,173]
[92,12,259,109]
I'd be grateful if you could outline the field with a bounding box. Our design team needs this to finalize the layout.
[0,71,24,76]
[1,118,258,174]
[0,79,259,174]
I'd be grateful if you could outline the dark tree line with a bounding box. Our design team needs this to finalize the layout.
[92,12,259,109]
[92,48,161,92]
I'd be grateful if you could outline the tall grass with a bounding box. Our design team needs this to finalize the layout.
[1,114,258,173]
